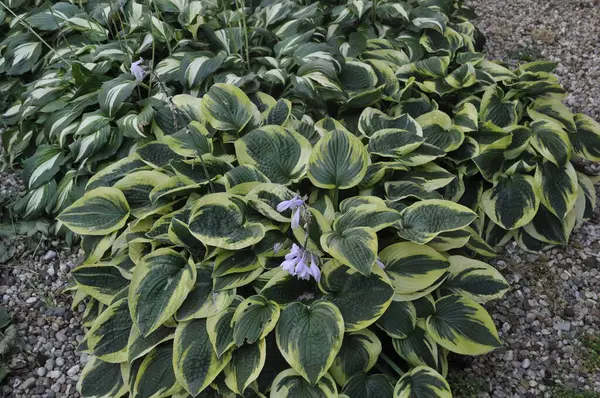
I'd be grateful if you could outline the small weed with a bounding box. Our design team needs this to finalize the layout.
[446,370,487,397]
[582,335,600,372]
[508,47,544,62]
[551,385,600,398]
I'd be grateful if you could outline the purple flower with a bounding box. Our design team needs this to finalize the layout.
[276,195,305,229]
[279,244,321,282]
[376,258,385,269]
[130,58,146,81]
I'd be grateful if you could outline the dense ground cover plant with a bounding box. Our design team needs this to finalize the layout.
[59,82,511,397]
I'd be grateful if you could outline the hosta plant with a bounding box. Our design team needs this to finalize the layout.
[0,0,482,225]
[59,82,511,397]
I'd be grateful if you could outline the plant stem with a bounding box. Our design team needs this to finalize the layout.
[47,6,74,54]
[0,1,71,66]
[380,353,404,377]
[238,0,251,73]
[329,188,339,210]
[372,0,377,26]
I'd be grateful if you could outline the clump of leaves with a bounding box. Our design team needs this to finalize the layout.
[59,81,513,397]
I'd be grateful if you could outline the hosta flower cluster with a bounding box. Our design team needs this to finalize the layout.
[59,85,511,397]
[0,0,598,396]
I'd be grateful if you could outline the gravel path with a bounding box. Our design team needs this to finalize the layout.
[1,171,85,398]
[2,1,600,397]
[451,1,600,397]
[469,0,600,120]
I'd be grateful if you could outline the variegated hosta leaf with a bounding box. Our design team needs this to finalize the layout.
[270,369,337,398]
[342,373,394,398]
[71,263,129,305]
[376,300,417,339]
[98,77,137,118]
[170,156,233,185]
[329,329,381,386]
[308,128,369,190]
[136,141,182,168]
[77,357,127,398]
[129,248,196,336]
[246,183,297,222]
[180,52,227,90]
[201,83,259,132]
[522,204,576,246]
[127,325,175,364]
[571,113,600,161]
[133,343,179,398]
[320,227,378,276]
[358,107,422,138]
[392,326,439,370]
[174,318,232,396]
[528,97,576,133]
[22,145,65,190]
[86,298,132,363]
[394,366,451,398]
[479,86,518,128]
[113,170,172,218]
[441,256,509,303]
[188,193,266,250]
[396,200,477,244]
[231,295,280,346]
[176,267,235,321]
[367,128,424,157]
[224,339,266,394]
[333,202,402,232]
[235,126,312,184]
[481,173,540,230]
[534,161,578,220]
[58,187,130,236]
[160,121,213,158]
[206,297,242,358]
[378,242,449,297]
[530,119,571,167]
[87,157,150,190]
[319,260,394,331]
[425,294,501,355]
[416,111,464,152]
[276,300,344,384]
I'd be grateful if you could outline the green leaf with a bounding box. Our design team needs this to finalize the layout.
[58,187,130,236]
[87,157,150,190]
[530,119,571,167]
[235,126,312,184]
[129,248,196,336]
[201,83,259,132]
[98,77,136,118]
[77,357,127,398]
[86,298,132,363]
[224,339,266,394]
[319,260,393,331]
[133,343,179,398]
[206,298,240,358]
[127,325,174,364]
[321,227,378,276]
[367,129,424,158]
[376,300,417,339]
[276,300,344,384]
[342,373,394,398]
[308,129,369,189]
[22,144,65,190]
[329,329,381,386]
[378,242,449,296]
[394,366,451,398]
[441,256,509,303]
[176,267,235,321]
[174,318,231,396]
[571,113,600,161]
[534,161,578,220]
[396,200,477,244]
[425,294,501,355]
[270,369,338,398]
[481,174,539,230]
[72,263,129,305]
[392,327,439,369]
[188,193,266,250]
[231,295,280,346]
[113,170,172,218]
